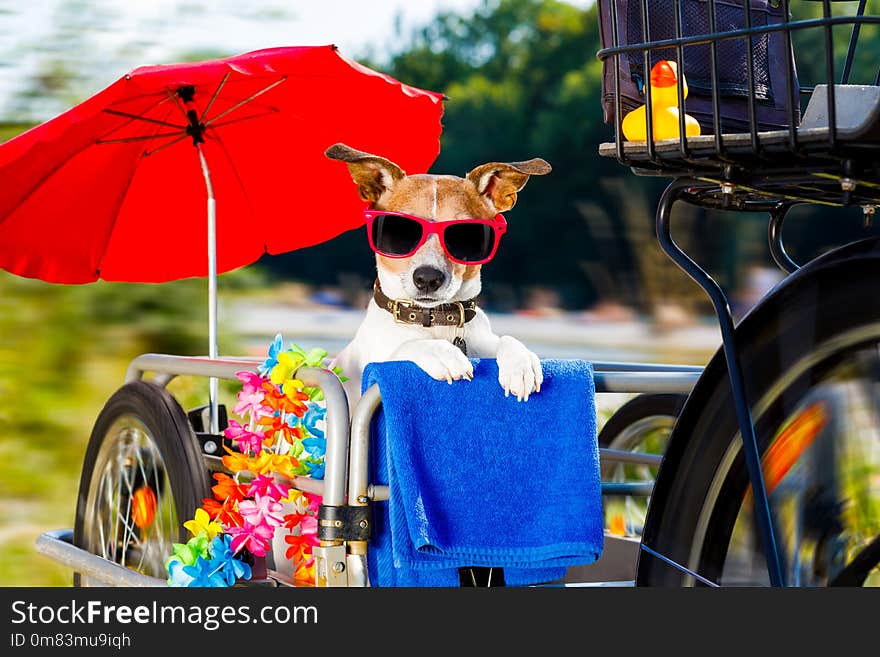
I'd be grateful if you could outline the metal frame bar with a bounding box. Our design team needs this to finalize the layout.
[594,370,699,394]
[36,530,167,587]
[602,482,655,496]
[195,144,220,434]
[654,178,784,587]
[768,203,801,273]
[600,447,663,467]
[125,353,703,391]
[597,14,880,61]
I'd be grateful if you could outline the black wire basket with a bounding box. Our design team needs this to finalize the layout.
[597,0,880,209]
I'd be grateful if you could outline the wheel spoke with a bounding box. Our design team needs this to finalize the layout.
[134,446,153,572]
[117,515,143,548]
[111,439,124,564]
[96,470,112,560]
[152,451,172,573]
[119,440,136,568]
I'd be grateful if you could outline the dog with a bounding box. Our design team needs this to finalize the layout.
[325,142,551,412]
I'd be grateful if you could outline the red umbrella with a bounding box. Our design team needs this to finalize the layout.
[0,45,443,283]
[0,45,444,430]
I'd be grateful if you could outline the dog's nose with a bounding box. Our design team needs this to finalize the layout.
[413,266,446,293]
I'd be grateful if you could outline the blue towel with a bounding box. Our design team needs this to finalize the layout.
[363,358,603,587]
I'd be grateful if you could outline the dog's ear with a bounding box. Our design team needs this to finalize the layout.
[325,143,406,203]
[465,158,552,212]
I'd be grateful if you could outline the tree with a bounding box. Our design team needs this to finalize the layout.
[265,0,642,310]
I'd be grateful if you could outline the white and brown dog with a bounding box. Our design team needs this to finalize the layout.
[325,143,551,411]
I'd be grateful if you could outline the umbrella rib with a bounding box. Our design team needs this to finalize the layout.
[98,97,174,145]
[143,134,189,157]
[100,101,185,153]
[102,109,184,130]
[165,87,188,120]
[206,109,281,130]
[97,131,184,145]
[200,72,230,122]
[98,94,173,141]
[204,77,286,126]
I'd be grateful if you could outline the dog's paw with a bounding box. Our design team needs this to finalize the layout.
[496,335,542,402]
[392,339,474,384]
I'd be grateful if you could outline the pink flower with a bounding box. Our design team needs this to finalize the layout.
[238,493,284,530]
[299,514,317,536]
[224,419,265,455]
[304,492,322,515]
[246,474,290,502]
[233,388,268,420]
[235,371,266,396]
[227,523,274,557]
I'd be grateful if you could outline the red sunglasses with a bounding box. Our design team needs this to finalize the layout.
[363,209,507,265]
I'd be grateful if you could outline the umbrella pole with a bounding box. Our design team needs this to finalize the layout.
[197,145,220,434]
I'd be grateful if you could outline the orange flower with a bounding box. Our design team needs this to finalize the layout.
[220,445,299,478]
[261,383,308,418]
[201,497,244,528]
[244,451,300,478]
[283,512,305,532]
[257,414,304,444]
[294,557,316,586]
[282,388,310,417]
[261,384,287,411]
[211,472,247,503]
[221,445,252,473]
[284,532,318,563]
[263,453,300,478]
[202,497,221,519]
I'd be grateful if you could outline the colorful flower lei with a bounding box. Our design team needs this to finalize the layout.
[166,334,346,587]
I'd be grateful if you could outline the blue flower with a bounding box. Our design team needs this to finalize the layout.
[258,334,284,376]
[304,458,325,479]
[182,556,228,587]
[207,535,252,585]
[301,435,326,460]
[301,403,326,439]
[166,558,194,587]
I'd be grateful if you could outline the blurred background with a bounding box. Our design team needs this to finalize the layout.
[3,0,880,585]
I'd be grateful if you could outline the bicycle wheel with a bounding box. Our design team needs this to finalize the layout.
[599,393,687,537]
[73,380,209,586]
[638,241,880,586]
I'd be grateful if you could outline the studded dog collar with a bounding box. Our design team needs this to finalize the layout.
[373,280,478,328]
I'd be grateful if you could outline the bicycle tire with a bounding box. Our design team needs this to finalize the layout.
[599,393,686,538]
[638,238,880,586]
[73,380,210,586]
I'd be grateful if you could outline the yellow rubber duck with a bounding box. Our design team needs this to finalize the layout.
[622,60,701,142]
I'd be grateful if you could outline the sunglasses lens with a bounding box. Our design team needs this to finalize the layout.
[370,214,423,256]
[443,222,496,263]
